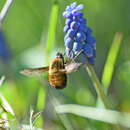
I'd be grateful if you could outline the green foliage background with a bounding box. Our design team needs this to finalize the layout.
[0,0,130,129]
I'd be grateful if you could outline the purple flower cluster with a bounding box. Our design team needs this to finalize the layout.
[63,2,96,64]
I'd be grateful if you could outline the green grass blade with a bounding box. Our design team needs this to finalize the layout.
[48,89,75,130]
[46,1,59,53]
[0,76,5,86]
[29,109,34,130]
[0,94,15,116]
[36,88,46,110]
[56,104,130,128]
[85,64,112,109]
[97,33,123,109]
[101,32,123,90]
[0,0,13,24]
[20,124,43,130]
[0,76,15,116]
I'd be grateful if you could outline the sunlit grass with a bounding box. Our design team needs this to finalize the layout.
[46,1,59,54]
[0,0,130,130]
[97,33,123,108]
[102,32,123,91]
[56,104,130,128]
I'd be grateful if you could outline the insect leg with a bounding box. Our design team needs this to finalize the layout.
[72,49,83,61]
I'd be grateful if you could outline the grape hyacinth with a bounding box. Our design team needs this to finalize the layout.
[63,2,96,64]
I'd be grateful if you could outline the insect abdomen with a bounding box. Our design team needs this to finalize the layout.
[49,73,67,89]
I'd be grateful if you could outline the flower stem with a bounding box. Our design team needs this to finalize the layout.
[85,63,112,109]
[85,64,121,130]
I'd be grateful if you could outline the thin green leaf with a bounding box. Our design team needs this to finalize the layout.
[0,76,5,86]
[32,111,43,125]
[48,89,74,130]
[20,124,43,130]
[101,32,123,90]
[46,1,59,53]
[0,0,13,24]
[97,32,123,109]
[36,88,46,110]
[0,94,15,116]
[29,109,34,130]
[56,104,130,128]
[85,64,112,109]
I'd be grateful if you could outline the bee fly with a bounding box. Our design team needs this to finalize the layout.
[20,52,82,89]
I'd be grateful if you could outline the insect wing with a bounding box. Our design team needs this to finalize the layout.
[65,63,82,74]
[20,67,49,76]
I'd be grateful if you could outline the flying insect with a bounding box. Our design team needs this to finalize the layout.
[20,52,82,89]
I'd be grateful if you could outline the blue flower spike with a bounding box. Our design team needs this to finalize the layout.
[63,2,96,64]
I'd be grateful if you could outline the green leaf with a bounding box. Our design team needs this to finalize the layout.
[101,32,123,90]
[97,32,123,108]
[56,104,130,128]
[46,1,59,53]
[29,109,34,130]
[0,94,15,116]
[36,88,46,110]
[17,124,43,130]
[0,76,5,86]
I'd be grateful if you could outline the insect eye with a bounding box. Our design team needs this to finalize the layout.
[56,53,63,58]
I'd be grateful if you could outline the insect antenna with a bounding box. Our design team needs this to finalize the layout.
[72,49,83,61]
[63,49,83,65]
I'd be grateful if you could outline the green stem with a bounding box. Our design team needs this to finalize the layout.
[0,0,13,24]
[85,63,112,109]
[48,89,75,130]
[85,63,121,130]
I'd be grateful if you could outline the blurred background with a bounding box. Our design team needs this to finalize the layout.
[0,0,130,129]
